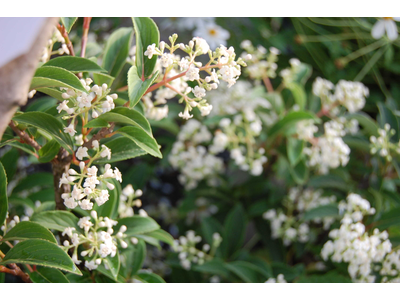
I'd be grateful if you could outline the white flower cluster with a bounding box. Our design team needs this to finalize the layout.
[313,77,369,114]
[302,119,352,174]
[380,250,400,282]
[320,193,394,283]
[61,211,131,271]
[59,80,117,138]
[137,34,245,121]
[173,231,222,270]
[59,141,121,210]
[279,58,305,85]
[370,123,400,162]
[40,27,70,63]
[0,214,29,234]
[240,40,280,80]
[265,274,287,283]
[263,188,336,246]
[169,119,224,190]
[118,184,143,218]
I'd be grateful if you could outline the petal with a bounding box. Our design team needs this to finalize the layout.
[385,20,399,40]
[393,17,400,21]
[371,20,385,39]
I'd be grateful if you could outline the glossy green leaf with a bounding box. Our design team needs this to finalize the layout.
[0,139,37,157]
[114,216,160,235]
[0,162,8,227]
[36,87,66,102]
[38,139,61,163]
[225,261,264,283]
[289,159,309,185]
[101,27,133,78]
[12,172,53,194]
[25,97,58,112]
[60,17,78,33]
[268,111,319,139]
[0,239,82,275]
[286,82,307,110]
[30,66,87,93]
[94,137,147,164]
[133,229,175,248]
[136,271,165,283]
[221,204,246,258]
[302,203,339,221]
[30,211,80,233]
[287,137,304,166]
[103,252,120,280]
[43,56,107,74]
[132,17,160,78]
[12,112,74,153]
[192,258,231,278]
[1,221,57,243]
[128,66,159,108]
[35,267,70,283]
[117,126,162,158]
[130,240,146,276]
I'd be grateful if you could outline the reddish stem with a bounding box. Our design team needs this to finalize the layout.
[81,17,92,58]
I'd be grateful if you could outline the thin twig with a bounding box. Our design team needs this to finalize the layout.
[56,24,75,56]
[81,17,92,58]
[8,121,41,152]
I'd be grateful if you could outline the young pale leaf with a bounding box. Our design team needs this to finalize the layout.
[1,221,57,243]
[0,162,8,227]
[30,210,81,233]
[132,17,160,78]
[12,112,74,153]
[128,66,159,108]
[0,239,82,275]
[30,66,87,93]
[43,56,107,74]
[94,137,147,164]
[114,216,160,235]
[117,126,162,158]
[34,267,70,283]
[60,17,78,33]
[101,27,133,78]
[38,139,61,163]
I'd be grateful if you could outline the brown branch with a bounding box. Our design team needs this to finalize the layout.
[0,265,32,283]
[81,123,115,149]
[81,17,92,58]
[262,77,274,93]
[57,23,75,56]
[9,121,41,152]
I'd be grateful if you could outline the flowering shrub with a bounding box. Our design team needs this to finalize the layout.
[1,17,400,284]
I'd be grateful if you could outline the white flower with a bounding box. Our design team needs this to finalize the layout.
[85,260,98,270]
[179,107,194,120]
[100,145,112,160]
[122,184,134,197]
[57,100,70,114]
[192,86,206,99]
[62,227,75,237]
[79,199,93,210]
[371,18,400,41]
[64,123,76,137]
[63,197,78,209]
[114,167,122,183]
[186,65,200,81]
[78,216,93,232]
[194,24,230,49]
[76,147,89,161]
[75,134,84,146]
[192,37,210,54]
[199,104,213,116]
[144,43,157,59]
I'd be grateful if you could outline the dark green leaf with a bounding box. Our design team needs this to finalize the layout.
[60,17,78,33]
[12,172,53,194]
[287,137,304,166]
[225,261,263,283]
[103,252,120,280]
[1,221,57,243]
[302,203,339,221]
[378,102,399,141]
[35,266,70,283]
[136,271,165,283]
[221,204,246,258]
[30,211,80,233]
[38,139,61,163]
[94,137,147,164]
[114,216,160,235]
[268,111,319,139]
[117,126,162,158]
[130,240,146,276]
[0,239,81,275]
[128,66,159,108]
[0,162,8,227]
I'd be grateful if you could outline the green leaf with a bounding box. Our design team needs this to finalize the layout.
[12,112,74,153]
[35,266,70,283]
[86,107,152,135]
[1,221,57,243]
[225,261,264,283]
[289,159,309,185]
[43,56,107,74]
[201,216,223,245]
[308,174,351,192]
[268,111,319,139]
[346,112,379,137]
[30,211,80,233]
[378,102,400,141]
[292,63,312,85]
[30,66,87,93]
[286,82,307,110]
[302,203,339,221]
[12,172,53,193]
[192,259,231,279]
[38,139,61,163]
[135,229,175,247]
[221,204,246,258]
[35,87,66,102]
[287,137,304,166]
[128,66,159,108]
[117,126,162,158]
[136,271,165,283]
[0,239,81,275]
[25,97,58,112]
[101,27,133,78]
[0,148,19,182]
[132,17,160,78]
[130,240,146,276]
[96,178,119,219]
[60,17,78,33]
[114,216,160,235]
[375,207,400,230]
[94,137,147,164]
[0,139,37,157]
[103,252,120,280]
[0,162,8,227]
